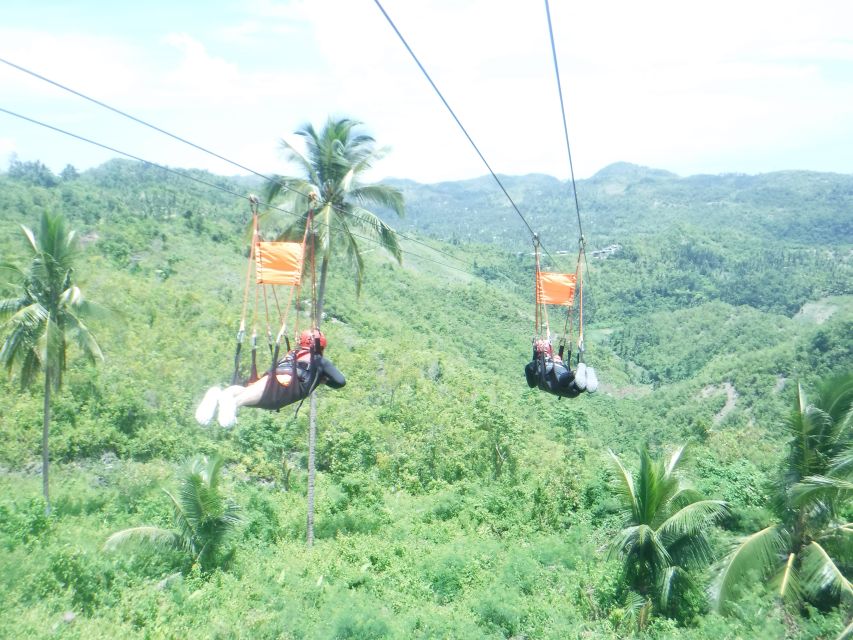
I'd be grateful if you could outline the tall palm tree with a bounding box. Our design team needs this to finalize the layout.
[0,211,103,514]
[608,445,728,615]
[104,454,240,571]
[265,117,405,313]
[265,117,405,546]
[712,375,853,611]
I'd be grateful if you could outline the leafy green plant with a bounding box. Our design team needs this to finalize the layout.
[104,454,240,571]
[712,375,853,610]
[0,210,103,513]
[607,445,728,616]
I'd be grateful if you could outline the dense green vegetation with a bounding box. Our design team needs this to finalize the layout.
[0,157,851,638]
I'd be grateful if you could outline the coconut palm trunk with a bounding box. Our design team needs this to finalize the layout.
[306,252,330,547]
[42,366,52,513]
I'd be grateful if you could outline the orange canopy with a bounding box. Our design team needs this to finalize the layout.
[536,271,576,306]
[255,241,304,286]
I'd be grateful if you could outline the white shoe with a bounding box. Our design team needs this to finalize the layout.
[574,363,588,391]
[586,367,599,393]
[195,387,221,425]
[218,391,237,428]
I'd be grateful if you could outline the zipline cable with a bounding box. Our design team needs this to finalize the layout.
[0,106,477,278]
[371,0,564,269]
[0,56,470,269]
[543,0,593,292]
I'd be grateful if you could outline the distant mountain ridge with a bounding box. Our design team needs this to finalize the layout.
[382,162,853,250]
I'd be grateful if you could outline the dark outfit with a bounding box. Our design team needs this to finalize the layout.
[280,353,346,389]
[256,348,346,410]
[525,350,581,398]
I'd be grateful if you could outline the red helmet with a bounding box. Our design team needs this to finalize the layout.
[299,329,327,351]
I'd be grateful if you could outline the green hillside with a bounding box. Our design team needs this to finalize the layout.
[0,159,851,638]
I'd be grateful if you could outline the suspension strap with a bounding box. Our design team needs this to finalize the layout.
[240,196,260,335]
[232,195,261,383]
[577,241,586,363]
[273,207,315,347]
[533,234,550,339]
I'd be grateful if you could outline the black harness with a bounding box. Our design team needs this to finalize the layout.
[253,343,323,411]
[536,351,581,399]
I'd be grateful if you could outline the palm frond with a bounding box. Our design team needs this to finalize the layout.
[775,552,801,602]
[337,214,366,295]
[348,206,402,264]
[798,541,853,600]
[667,487,707,510]
[609,524,672,569]
[659,566,682,609]
[829,449,853,475]
[667,529,714,571]
[204,454,225,490]
[711,524,787,611]
[351,184,405,218]
[0,262,26,284]
[792,475,853,508]
[665,444,686,477]
[63,311,104,363]
[7,301,48,330]
[164,488,197,554]
[608,449,639,522]
[263,175,316,215]
[0,296,28,318]
[658,500,728,543]
[1,321,36,369]
[20,349,42,389]
[20,224,38,254]
[815,373,853,425]
[178,471,208,528]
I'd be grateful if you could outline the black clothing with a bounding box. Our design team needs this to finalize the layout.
[275,353,346,389]
[525,351,580,398]
[256,349,346,411]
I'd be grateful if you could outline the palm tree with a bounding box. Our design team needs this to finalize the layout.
[0,211,103,514]
[265,117,405,545]
[712,375,853,611]
[607,445,728,616]
[104,454,240,571]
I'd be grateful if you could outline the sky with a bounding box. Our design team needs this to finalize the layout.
[1,0,852,184]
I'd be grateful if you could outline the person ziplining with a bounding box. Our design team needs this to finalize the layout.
[525,235,597,398]
[195,196,345,428]
[196,328,345,427]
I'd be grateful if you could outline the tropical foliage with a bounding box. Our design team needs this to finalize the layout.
[265,117,405,306]
[0,210,102,512]
[608,446,727,620]
[0,157,850,638]
[104,454,240,571]
[712,375,853,610]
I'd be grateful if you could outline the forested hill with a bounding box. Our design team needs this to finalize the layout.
[0,158,851,639]
[385,162,853,249]
[387,163,853,319]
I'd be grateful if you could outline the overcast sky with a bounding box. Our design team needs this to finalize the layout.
[1,0,852,184]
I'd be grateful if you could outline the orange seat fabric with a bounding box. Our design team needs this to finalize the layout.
[255,241,304,286]
[536,272,576,306]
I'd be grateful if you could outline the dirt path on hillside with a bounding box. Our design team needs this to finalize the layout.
[700,382,738,425]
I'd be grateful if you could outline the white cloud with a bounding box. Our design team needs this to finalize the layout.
[0,139,17,169]
[0,29,144,100]
[2,0,852,181]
